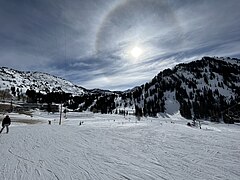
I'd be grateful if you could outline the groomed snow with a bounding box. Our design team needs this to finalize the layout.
[0,112,239,180]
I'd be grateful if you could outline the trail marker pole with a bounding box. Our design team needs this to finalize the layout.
[59,102,62,125]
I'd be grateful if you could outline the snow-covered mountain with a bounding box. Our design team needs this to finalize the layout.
[121,56,240,120]
[87,56,240,121]
[1,56,240,121]
[0,67,87,95]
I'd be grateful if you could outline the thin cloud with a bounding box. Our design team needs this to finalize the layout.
[0,0,239,90]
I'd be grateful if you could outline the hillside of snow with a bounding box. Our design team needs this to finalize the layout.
[0,67,86,95]
[1,56,240,121]
[116,56,240,120]
[0,111,239,180]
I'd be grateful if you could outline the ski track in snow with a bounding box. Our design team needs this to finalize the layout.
[0,112,240,180]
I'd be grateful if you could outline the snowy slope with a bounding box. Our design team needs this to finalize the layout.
[122,56,240,119]
[0,112,240,180]
[214,56,240,65]
[1,56,240,120]
[0,67,86,95]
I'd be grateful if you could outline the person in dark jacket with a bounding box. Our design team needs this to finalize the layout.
[0,115,11,134]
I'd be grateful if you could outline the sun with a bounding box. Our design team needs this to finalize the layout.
[130,47,142,58]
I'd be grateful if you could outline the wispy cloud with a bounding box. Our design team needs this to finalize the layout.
[0,0,240,90]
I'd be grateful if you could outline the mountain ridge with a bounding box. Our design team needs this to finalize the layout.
[122,56,240,121]
[0,66,87,95]
[1,56,240,122]
[1,56,239,94]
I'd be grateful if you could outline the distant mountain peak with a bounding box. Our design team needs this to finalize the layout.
[0,67,86,95]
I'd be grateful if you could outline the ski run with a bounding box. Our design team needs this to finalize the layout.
[0,111,239,180]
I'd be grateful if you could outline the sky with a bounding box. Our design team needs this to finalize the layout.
[0,0,240,91]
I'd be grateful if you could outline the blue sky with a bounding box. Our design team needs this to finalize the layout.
[0,0,240,91]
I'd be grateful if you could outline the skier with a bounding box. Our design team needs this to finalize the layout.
[0,115,11,134]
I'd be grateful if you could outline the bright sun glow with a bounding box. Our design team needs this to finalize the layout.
[130,47,142,58]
